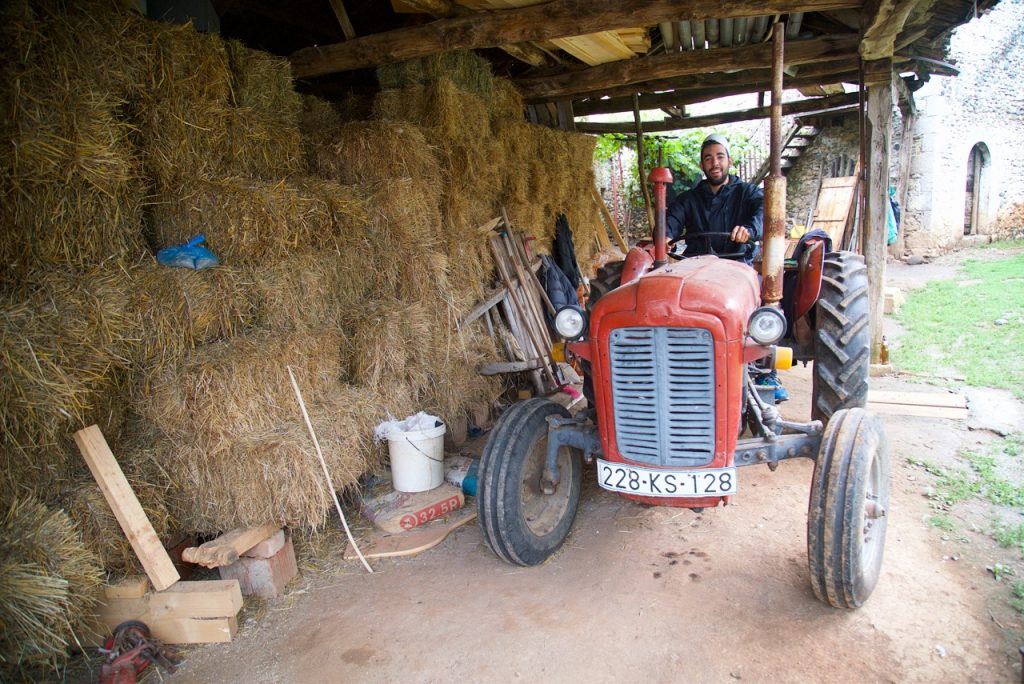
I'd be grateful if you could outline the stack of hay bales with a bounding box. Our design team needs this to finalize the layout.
[0,0,607,665]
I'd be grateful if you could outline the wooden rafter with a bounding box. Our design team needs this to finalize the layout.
[572,68,860,115]
[327,0,357,40]
[575,92,860,134]
[860,0,933,59]
[290,0,864,78]
[517,34,860,101]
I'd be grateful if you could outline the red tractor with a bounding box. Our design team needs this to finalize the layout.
[478,168,890,609]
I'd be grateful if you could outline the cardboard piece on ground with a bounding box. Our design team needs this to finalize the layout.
[104,576,150,600]
[359,482,465,534]
[182,523,280,568]
[867,402,969,420]
[74,425,180,591]
[344,507,477,560]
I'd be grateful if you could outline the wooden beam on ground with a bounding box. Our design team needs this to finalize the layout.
[577,92,859,134]
[860,0,931,60]
[148,580,243,619]
[518,33,859,101]
[863,65,893,363]
[327,0,357,40]
[75,426,180,592]
[290,0,863,78]
[182,524,280,569]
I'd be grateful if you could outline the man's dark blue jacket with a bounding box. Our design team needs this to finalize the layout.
[665,174,764,263]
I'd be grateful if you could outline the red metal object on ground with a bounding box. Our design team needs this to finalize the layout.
[99,621,180,684]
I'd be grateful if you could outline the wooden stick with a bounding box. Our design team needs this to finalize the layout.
[75,426,180,591]
[182,524,280,568]
[591,185,629,252]
[500,233,552,348]
[287,368,373,574]
[501,210,557,316]
[489,236,557,389]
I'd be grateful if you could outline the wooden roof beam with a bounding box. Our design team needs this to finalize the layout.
[575,91,860,134]
[860,0,933,59]
[517,33,860,101]
[290,0,864,78]
[573,68,860,115]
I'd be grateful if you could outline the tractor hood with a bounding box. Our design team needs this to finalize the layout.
[590,256,761,342]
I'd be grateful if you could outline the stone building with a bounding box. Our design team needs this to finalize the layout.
[784,0,1024,254]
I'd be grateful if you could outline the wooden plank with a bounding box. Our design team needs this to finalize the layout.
[519,34,860,101]
[343,508,477,560]
[327,0,357,40]
[104,576,150,600]
[146,616,238,645]
[810,175,858,247]
[478,359,544,374]
[866,402,968,420]
[868,390,967,409]
[149,580,243,619]
[591,185,628,252]
[182,524,281,569]
[290,0,862,77]
[74,426,180,592]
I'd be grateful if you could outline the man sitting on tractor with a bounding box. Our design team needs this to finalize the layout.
[665,134,787,401]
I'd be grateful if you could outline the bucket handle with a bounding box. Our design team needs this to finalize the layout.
[405,435,444,463]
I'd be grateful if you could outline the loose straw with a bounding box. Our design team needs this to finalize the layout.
[287,367,373,574]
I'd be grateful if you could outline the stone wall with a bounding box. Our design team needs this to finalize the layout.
[784,114,860,229]
[904,0,1024,252]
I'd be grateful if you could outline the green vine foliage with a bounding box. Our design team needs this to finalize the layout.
[597,128,755,208]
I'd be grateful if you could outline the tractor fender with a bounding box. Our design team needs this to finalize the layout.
[794,238,827,320]
[621,245,655,285]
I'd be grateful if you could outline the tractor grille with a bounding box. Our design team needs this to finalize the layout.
[608,327,715,467]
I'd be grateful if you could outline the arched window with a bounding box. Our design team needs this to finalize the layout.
[964,143,991,236]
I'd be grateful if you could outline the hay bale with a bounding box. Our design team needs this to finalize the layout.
[0,4,148,285]
[225,106,305,180]
[298,95,343,171]
[136,330,417,530]
[135,19,233,190]
[0,495,102,677]
[313,121,442,185]
[128,260,257,381]
[377,51,495,98]
[64,472,172,576]
[0,268,136,492]
[374,78,491,144]
[148,176,368,268]
[489,79,525,125]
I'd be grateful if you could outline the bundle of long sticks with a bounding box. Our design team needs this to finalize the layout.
[462,211,560,394]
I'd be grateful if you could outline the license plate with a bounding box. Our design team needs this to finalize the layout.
[596,459,737,498]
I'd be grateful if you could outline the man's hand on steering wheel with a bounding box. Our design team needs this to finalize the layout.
[730,225,751,243]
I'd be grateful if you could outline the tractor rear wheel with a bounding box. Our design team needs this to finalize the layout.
[807,408,890,609]
[587,260,624,312]
[812,252,870,423]
[477,398,582,566]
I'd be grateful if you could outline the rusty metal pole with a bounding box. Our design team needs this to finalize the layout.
[761,21,786,307]
[649,167,673,268]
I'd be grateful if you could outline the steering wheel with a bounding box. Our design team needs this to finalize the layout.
[670,231,750,261]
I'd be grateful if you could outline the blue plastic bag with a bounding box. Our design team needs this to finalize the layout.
[156,234,219,270]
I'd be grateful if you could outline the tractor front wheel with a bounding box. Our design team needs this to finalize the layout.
[807,408,890,609]
[812,251,870,422]
[478,398,582,566]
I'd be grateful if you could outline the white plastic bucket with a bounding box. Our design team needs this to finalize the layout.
[386,421,446,492]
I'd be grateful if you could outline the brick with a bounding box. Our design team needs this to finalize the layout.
[242,529,286,559]
[219,536,297,599]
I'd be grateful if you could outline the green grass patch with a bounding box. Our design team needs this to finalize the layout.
[928,513,957,531]
[993,521,1024,554]
[895,252,1024,398]
[1012,582,1024,615]
[978,238,1024,250]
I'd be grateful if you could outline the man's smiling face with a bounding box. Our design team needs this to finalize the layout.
[701,143,730,186]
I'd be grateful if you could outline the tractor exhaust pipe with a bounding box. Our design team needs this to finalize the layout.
[761,21,787,306]
[649,167,673,268]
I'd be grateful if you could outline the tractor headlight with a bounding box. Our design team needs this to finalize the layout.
[747,306,786,345]
[554,306,588,340]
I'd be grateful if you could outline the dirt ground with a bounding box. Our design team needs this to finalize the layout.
[164,252,1023,683]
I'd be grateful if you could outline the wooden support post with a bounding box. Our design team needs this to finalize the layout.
[633,93,654,231]
[327,0,356,40]
[863,64,894,363]
[75,426,180,591]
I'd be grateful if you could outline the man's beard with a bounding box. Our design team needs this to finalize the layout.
[705,171,728,186]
